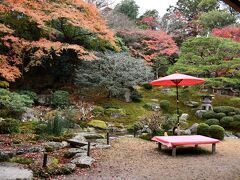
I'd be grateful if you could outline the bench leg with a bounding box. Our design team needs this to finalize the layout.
[158,143,162,150]
[172,147,176,157]
[212,143,216,154]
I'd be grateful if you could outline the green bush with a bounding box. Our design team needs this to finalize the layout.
[92,106,105,116]
[130,91,142,102]
[209,125,225,140]
[159,100,170,112]
[202,111,216,119]
[51,90,69,107]
[18,90,38,102]
[215,113,226,120]
[47,114,66,136]
[34,123,48,135]
[205,119,220,126]
[228,112,236,116]
[10,156,34,165]
[197,123,210,136]
[0,81,9,88]
[142,83,153,90]
[233,115,240,122]
[0,118,20,134]
[229,121,240,130]
[220,116,234,128]
[0,88,33,113]
[234,108,240,114]
[229,97,240,107]
[213,106,235,114]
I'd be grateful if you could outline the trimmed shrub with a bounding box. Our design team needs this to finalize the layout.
[51,90,69,107]
[220,116,234,128]
[34,123,48,135]
[234,108,240,114]
[202,111,216,119]
[229,121,240,130]
[215,113,226,120]
[160,100,170,112]
[209,125,225,140]
[0,88,33,113]
[130,91,142,102]
[0,81,9,88]
[229,97,240,107]
[213,106,235,114]
[205,119,220,126]
[0,118,20,134]
[18,90,38,102]
[142,82,153,90]
[197,123,210,136]
[233,115,240,122]
[92,106,105,116]
[228,112,236,116]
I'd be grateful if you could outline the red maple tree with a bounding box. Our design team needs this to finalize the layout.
[212,26,240,42]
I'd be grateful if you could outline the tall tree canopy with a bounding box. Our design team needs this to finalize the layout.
[115,0,139,20]
[160,0,237,44]
[212,26,240,42]
[0,0,119,83]
[138,9,160,30]
[118,30,178,62]
[169,36,240,89]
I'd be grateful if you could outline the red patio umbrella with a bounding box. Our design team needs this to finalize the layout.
[150,72,206,134]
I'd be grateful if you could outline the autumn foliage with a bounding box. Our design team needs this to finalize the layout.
[0,0,118,82]
[212,26,240,42]
[118,30,178,62]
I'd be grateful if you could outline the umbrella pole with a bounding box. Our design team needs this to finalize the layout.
[176,85,180,135]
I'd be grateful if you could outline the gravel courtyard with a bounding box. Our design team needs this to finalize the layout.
[69,137,240,180]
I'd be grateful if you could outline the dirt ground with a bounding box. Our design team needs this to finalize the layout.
[68,137,240,180]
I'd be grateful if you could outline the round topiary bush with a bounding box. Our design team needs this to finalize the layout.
[209,125,225,140]
[197,123,210,137]
[160,100,170,112]
[215,113,226,120]
[202,111,217,119]
[229,121,240,130]
[233,115,240,122]
[213,106,235,114]
[51,90,69,107]
[130,91,142,102]
[0,118,20,134]
[142,82,153,90]
[205,119,220,126]
[92,106,105,116]
[220,116,234,128]
[228,112,236,116]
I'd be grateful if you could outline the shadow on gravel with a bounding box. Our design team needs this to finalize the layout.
[157,147,212,156]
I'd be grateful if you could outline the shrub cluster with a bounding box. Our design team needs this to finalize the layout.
[197,123,225,140]
[0,118,20,134]
[51,90,69,107]
[142,82,153,90]
[160,100,170,112]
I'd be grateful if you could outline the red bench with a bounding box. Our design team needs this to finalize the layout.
[151,135,220,156]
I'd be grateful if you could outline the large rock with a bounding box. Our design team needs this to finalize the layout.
[44,141,68,151]
[64,148,87,158]
[184,101,199,108]
[0,151,15,162]
[0,162,33,180]
[195,110,207,118]
[179,113,189,121]
[87,120,107,130]
[63,163,76,173]
[21,107,40,122]
[143,103,160,111]
[77,132,104,139]
[187,123,199,134]
[104,108,126,118]
[67,134,88,147]
[71,156,95,168]
[234,133,240,138]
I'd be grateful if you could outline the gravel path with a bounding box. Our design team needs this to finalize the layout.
[69,137,240,180]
